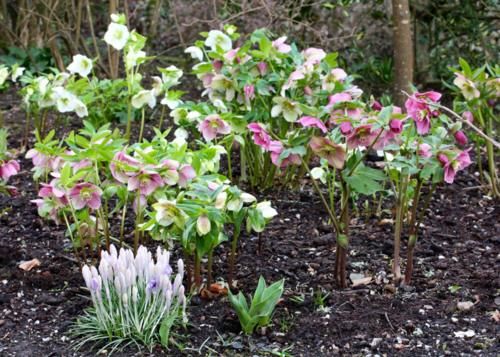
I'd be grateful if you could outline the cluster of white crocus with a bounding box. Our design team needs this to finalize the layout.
[80,244,187,344]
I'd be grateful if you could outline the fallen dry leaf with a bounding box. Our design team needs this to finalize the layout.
[457,301,474,311]
[489,310,500,322]
[351,276,373,287]
[378,218,394,226]
[19,258,41,271]
[208,282,228,296]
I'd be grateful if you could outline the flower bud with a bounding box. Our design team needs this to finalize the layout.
[339,122,353,136]
[196,214,211,235]
[371,100,382,111]
[417,143,432,158]
[454,130,468,146]
[389,119,403,134]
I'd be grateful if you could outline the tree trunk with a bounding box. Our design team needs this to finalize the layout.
[392,0,414,107]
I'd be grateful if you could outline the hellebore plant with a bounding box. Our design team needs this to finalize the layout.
[181,26,361,188]
[228,276,284,334]
[385,89,473,284]
[451,59,499,197]
[19,13,183,143]
[0,129,21,196]
[73,245,187,353]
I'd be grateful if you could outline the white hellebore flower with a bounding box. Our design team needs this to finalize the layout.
[310,167,326,184]
[0,67,9,86]
[205,30,232,52]
[161,66,183,88]
[11,66,25,82]
[271,96,302,122]
[74,100,89,118]
[256,201,278,219]
[67,54,92,77]
[104,22,130,50]
[52,87,79,113]
[184,46,204,61]
[125,48,146,69]
[131,90,156,109]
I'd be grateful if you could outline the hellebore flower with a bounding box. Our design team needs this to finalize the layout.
[257,62,268,76]
[322,68,348,91]
[128,169,164,196]
[453,73,480,101]
[371,100,383,111]
[184,46,203,61]
[198,114,231,141]
[69,182,102,210]
[131,90,156,109]
[67,54,93,77]
[339,121,353,136]
[268,141,301,168]
[205,30,232,52]
[52,87,80,113]
[153,199,184,227]
[417,143,432,158]
[0,160,20,181]
[210,74,236,101]
[39,179,67,202]
[178,165,196,187]
[389,119,403,134]
[248,123,271,150]
[309,136,346,169]
[125,48,146,69]
[272,36,291,53]
[462,111,474,123]
[0,67,8,86]
[438,149,472,184]
[104,22,129,50]
[160,159,180,186]
[244,84,255,102]
[326,92,352,109]
[454,130,468,146]
[302,48,326,66]
[298,116,328,133]
[196,214,211,236]
[11,65,25,82]
[405,91,442,135]
[110,151,141,184]
[256,201,278,219]
[271,96,302,122]
[346,124,380,149]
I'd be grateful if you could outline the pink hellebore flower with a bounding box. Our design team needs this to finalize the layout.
[39,179,67,202]
[405,91,442,135]
[327,92,352,109]
[198,114,231,141]
[257,62,268,76]
[438,149,472,184]
[272,37,291,53]
[462,111,474,123]
[268,140,301,168]
[309,136,346,169]
[371,100,383,111]
[298,116,327,133]
[339,121,353,136]
[244,84,255,102]
[248,123,272,150]
[331,68,347,82]
[389,119,403,134]
[0,160,20,181]
[303,48,326,66]
[110,151,141,184]
[69,182,102,210]
[128,169,164,196]
[25,149,62,172]
[178,165,196,187]
[417,143,432,158]
[212,60,223,72]
[346,124,380,149]
[454,130,468,146]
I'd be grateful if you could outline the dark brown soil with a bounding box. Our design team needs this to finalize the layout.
[0,90,499,356]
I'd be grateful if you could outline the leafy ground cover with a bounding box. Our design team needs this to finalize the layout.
[0,93,498,356]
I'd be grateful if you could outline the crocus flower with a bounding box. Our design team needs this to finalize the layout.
[205,30,232,52]
[248,123,271,150]
[309,136,346,169]
[417,143,432,158]
[128,169,164,196]
[69,182,102,210]
[110,151,141,184]
[454,130,468,146]
[298,116,327,133]
[271,96,302,122]
[453,73,480,100]
[198,114,231,141]
[272,36,291,53]
[0,160,20,181]
[405,91,442,135]
[438,149,472,184]
[67,54,93,77]
[389,119,403,134]
[104,22,129,50]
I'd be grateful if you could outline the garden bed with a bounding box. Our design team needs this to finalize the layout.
[0,101,498,356]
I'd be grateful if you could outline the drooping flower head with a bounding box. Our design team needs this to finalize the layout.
[438,149,472,184]
[453,73,480,101]
[298,116,328,133]
[67,54,93,77]
[248,123,271,150]
[128,169,164,196]
[205,30,232,52]
[104,22,129,50]
[309,136,346,169]
[271,96,302,122]
[198,114,231,141]
[0,160,20,181]
[110,151,141,184]
[272,36,291,54]
[69,182,102,210]
[405,91,442,135]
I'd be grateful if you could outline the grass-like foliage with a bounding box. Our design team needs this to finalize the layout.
[72,245,187,354]
[228,276,284,334]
